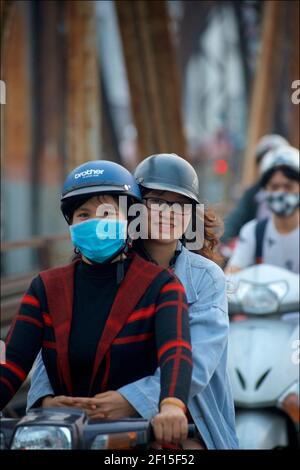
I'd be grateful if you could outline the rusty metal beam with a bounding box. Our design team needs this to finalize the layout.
[1,0,32,181]
[1,1,16,62]
[33,1,64,186]
[0,0,8,40]
[290,0,299,148]
[65,0,101,171]
[241,1,286,188]
[116,0,188,162]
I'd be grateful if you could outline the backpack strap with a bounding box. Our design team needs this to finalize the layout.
[40,261,79,395]
[89,253,165,394]
[255,218,268,264]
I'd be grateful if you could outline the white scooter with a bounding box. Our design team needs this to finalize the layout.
[227,264,299,449]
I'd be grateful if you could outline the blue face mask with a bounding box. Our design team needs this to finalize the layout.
[70,218,128,264]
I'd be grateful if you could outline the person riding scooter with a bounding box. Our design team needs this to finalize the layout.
[0,160,193,446]
[226,146,299,274]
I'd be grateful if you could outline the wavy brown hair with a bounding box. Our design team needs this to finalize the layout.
[193,206,224,265]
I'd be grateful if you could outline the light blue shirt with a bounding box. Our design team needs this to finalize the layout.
[27,246,239,449]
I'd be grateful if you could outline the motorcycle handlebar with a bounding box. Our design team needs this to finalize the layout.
[148,424,197,442]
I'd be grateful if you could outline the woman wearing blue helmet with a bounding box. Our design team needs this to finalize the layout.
[60,160,142,277]
[1,160,193,446]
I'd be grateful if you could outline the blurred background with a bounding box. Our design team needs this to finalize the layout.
[0,0,299,411]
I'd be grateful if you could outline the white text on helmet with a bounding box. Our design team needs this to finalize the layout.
[75,169,104,179]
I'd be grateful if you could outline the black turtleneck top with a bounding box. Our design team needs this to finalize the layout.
[69,259,132,396]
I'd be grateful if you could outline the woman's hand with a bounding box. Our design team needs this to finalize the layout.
[72,391,139,420]
[42,395,95,410]
[152,403,188,445]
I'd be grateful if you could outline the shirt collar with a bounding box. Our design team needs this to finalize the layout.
[174,242,199,304]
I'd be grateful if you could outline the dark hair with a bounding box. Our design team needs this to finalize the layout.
[260,166,299,188]
[62,193,133,225]
[61,194,93,224]
[139,188,224,265]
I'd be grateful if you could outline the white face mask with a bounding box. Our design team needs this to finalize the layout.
[266,191,300,217]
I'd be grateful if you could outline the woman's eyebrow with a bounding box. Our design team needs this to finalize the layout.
[75,206,90,212]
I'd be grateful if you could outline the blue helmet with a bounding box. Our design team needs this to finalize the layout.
[61,160,141,222]
[62,160,141,201]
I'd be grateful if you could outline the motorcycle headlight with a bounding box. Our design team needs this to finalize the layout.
[11,425,72,450]
[278,382,300,424]
[237,280,287,314]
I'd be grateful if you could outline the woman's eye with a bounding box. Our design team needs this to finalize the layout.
[103,210,115,217]
[78,212,89,218]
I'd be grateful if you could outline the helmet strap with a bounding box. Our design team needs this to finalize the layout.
[116,259,125,285]
[115,237,132,284]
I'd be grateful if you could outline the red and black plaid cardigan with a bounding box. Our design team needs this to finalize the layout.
[0,253,192,410]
